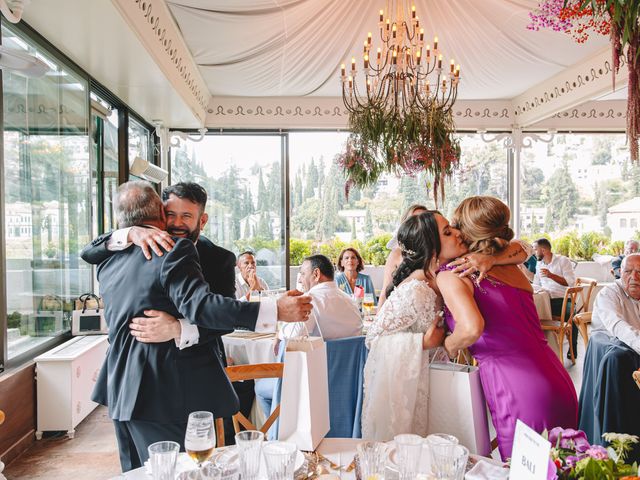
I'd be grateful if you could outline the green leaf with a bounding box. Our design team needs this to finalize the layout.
[582,458,605,480]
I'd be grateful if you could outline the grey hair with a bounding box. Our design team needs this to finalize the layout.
[114,181,164,228]
[621,253,640,271]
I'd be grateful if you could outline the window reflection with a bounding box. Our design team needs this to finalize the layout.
[3,25,92,359]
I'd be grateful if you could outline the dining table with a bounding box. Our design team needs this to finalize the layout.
[111,437,508,479]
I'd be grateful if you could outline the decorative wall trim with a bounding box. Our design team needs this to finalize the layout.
[512,46,628,127]
[205,97,626,131]
[205,98,517,130]
[111,0,210,124]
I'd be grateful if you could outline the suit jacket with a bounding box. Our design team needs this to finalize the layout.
[92,238,259,423]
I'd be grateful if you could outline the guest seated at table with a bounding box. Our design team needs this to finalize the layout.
[335,247,377,305]
[283,254,362,340]
[533,237,578,358]
[256,254,361,418]
[378,204,428,307]
[611,239,640,280]
[235,251,269,300]
[592,253,640,354]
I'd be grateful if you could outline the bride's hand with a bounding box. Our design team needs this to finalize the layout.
[423,323,445,350]
[450,253,495,281]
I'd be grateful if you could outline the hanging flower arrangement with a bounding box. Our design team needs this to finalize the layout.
[528,0,640,161]
[336,105,461,207]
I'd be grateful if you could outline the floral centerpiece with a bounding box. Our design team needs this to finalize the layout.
[545,427,639,479]
[528,0,640,162]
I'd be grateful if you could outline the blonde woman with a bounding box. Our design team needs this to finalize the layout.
[437,196,578,460]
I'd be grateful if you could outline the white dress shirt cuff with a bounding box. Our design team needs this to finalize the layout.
[256,298,277,332]
[106,227,133,251]
[175,319,200,350]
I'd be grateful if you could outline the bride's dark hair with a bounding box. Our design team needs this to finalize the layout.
[385,211,441,299]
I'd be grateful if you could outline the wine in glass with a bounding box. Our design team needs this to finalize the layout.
[362,293,375,316]
[185,411,215,468]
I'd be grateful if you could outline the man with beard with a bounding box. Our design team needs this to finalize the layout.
[81,182,253,445]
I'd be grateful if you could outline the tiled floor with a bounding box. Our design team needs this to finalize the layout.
[4,406,121,480]
[3,338,587,480]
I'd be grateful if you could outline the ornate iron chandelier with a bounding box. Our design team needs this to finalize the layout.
[340,1,460,115]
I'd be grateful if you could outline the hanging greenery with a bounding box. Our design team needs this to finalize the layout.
[529,0,640,161]
[336,104,461,207]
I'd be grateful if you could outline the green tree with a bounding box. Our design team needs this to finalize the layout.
[540,162,579,231]
[304,158,318,200]
[257,169,268,211]
[257,212,272,239]
[364,206,374,237]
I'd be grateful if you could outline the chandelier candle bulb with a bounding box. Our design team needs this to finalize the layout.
[367,32,372,45]
[450,59,454,73]
[437,54,442,69]
[455,65,460,77]
[426,44,430,57]
[392,23,397,38]
[412,5,416,18]
[364,54,369,69]
[341,63,345,77]
[377,47,381,63]
[379,9,383,23]
[351,57,356,71]
[416,48,421,64]
[434,36,438,51]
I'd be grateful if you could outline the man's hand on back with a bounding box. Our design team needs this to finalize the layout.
[276,290,312,322]
[129,226,176,260]
[129,309,180,342]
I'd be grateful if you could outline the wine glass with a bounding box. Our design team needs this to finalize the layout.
[185,411,216,468]
[362,293,375,316]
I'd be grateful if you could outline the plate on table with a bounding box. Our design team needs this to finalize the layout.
[212,445,305,479]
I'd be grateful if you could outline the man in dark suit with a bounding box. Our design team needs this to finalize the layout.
[82,182,253,446]
[88,180,311,472]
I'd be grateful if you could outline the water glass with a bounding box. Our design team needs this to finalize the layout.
[185,411,216,467]
[148,440,179,480]
[425,434,459,480]
[394,434,424,480]
[356,441,388,480]
[263,441,297,480]
[249,290,261,302]
[235,430,264,480]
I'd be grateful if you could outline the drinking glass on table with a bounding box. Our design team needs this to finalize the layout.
[185,411,216,468]
[356,441,388,480]
[249,290,261,302]
[148,441,180,480]
[426,434,460,479]
[235,430,264,480]
[263,441,297,480]
[362,293,375,316]
[394,434,424,480]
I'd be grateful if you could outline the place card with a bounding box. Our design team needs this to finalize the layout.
[508,420,551,480]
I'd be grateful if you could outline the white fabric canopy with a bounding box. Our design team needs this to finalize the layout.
[167,0,610,99]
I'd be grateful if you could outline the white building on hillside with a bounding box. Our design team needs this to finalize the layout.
[607,197,640,241]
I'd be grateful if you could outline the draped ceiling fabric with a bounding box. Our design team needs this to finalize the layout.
[166,0,610,100]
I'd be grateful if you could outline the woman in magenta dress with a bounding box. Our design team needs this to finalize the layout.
[437,196,578,461]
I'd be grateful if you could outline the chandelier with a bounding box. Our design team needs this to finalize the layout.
[337,1,462,206]
[341,1,460,116]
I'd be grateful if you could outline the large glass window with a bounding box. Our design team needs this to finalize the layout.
[3,24,92,360]
[520,133,631,257]
[288,132,507,265]
[170,135,286,288]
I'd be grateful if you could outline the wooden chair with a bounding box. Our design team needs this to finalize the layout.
[575,277,598,314]
[541,286,583,365]
[215,363,284,447]
[573,277,597,349]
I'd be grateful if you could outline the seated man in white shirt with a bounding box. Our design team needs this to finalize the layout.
[289,254,362,339]
[235,251,269,300]
[532,237,577,357]
[591,253,640,354]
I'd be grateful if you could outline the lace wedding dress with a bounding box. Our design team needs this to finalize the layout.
[362,278,439,440]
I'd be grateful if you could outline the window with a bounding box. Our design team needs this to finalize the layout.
[520,133,631,243]
[2,24,92,360]
[632,218,638,229]
[170,135,286,288]
[288,132,507,266]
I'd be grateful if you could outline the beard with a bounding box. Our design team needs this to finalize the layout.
[167,225,200,243]
[536,253,544,261]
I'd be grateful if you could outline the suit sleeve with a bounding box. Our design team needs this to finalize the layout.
[80,232,115,265]
[220,250,238,299]
[161,239,260,331]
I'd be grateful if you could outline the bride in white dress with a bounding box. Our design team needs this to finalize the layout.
[361,211,467,440]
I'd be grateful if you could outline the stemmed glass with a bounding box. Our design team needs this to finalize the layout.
[185,411,216,468]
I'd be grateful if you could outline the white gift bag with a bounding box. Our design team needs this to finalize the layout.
[278,336,330,451]
[428,360,492,456]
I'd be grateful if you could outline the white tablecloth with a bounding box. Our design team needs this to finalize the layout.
[222,334,277,365]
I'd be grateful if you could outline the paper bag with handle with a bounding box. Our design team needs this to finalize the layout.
[277,322,330,450]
